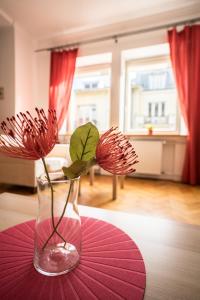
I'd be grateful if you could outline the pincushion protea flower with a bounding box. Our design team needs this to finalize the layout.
[0,108,58,160]
[96,127,138,175]
[0,108,67,249]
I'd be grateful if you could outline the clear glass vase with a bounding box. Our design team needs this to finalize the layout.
[33,172,81,276]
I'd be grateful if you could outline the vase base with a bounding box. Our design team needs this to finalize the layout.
[34,242,80,276]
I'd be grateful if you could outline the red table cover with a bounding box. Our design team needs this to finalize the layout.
[0,217,146,300]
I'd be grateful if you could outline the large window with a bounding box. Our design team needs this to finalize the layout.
[63,54,111,133]
[124,46,180,134]
[60,46,184,136]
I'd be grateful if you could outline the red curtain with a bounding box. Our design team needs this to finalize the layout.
[49,49,78,130]
[168,25,200,184]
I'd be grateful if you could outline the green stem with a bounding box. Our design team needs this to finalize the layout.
[42,179,74,250]
[41,157,67,247]
[42,157,55,229]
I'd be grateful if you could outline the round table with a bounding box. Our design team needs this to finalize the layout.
[0,217,146,300]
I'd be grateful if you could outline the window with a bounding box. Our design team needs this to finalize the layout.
[67,66,111,133]
[77,104,97,125]
[125,56,178,133]
[60,53,112,134]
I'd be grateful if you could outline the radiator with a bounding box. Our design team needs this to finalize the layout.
[133,140,163,175]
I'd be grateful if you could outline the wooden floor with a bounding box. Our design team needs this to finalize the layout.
[0,175,200,226]
[79,175,200,226]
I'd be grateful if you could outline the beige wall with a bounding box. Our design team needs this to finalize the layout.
[14,24,36,114]
[0,26,15,123]
[75,89,110,130]
[130,88,177,130]
[35,51,50,110]
[0,23,35,128]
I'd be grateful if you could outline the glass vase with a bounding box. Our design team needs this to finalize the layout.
[33,172,81,276]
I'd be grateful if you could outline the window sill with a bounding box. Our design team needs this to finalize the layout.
[125,133,187,144]
[125,132,187,137]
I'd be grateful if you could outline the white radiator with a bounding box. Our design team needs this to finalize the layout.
[133,141,163,175]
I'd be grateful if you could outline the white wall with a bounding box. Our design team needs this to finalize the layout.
[0,22,36,126]
[0,26,15,123]
[35,51,50,109]
[133,136,186,181]
[14,24,36,114]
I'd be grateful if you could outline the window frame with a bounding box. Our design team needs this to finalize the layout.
[124,55,181,135]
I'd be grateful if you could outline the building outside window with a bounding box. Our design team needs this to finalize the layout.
[124,48,180,134]
[67,68,111,132]
[61,53,112,134]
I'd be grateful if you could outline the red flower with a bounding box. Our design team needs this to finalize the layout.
[96,127,138,175]
[0,108,58,160]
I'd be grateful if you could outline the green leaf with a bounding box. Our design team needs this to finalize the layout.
[70,122,99,162]
[62,159,96,179]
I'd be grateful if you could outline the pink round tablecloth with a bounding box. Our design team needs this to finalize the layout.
[0,217,146,300]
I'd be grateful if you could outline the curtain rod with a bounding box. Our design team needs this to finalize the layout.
[35,17,200,53]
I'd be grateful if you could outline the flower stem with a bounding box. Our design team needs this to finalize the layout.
[41,157,67,247]
[42,181,74,250]
[41,157,55,228]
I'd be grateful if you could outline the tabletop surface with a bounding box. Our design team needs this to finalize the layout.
[0,192,200,300]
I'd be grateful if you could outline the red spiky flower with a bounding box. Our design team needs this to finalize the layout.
[96,127,138,175]
[0,108,58,160]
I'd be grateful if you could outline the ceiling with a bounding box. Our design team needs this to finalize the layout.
[0,0,199,39]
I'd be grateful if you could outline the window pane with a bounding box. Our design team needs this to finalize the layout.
[67,68,111,133]
[126,59,178,132]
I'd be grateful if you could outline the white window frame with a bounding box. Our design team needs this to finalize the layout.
[124,55,181,135]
